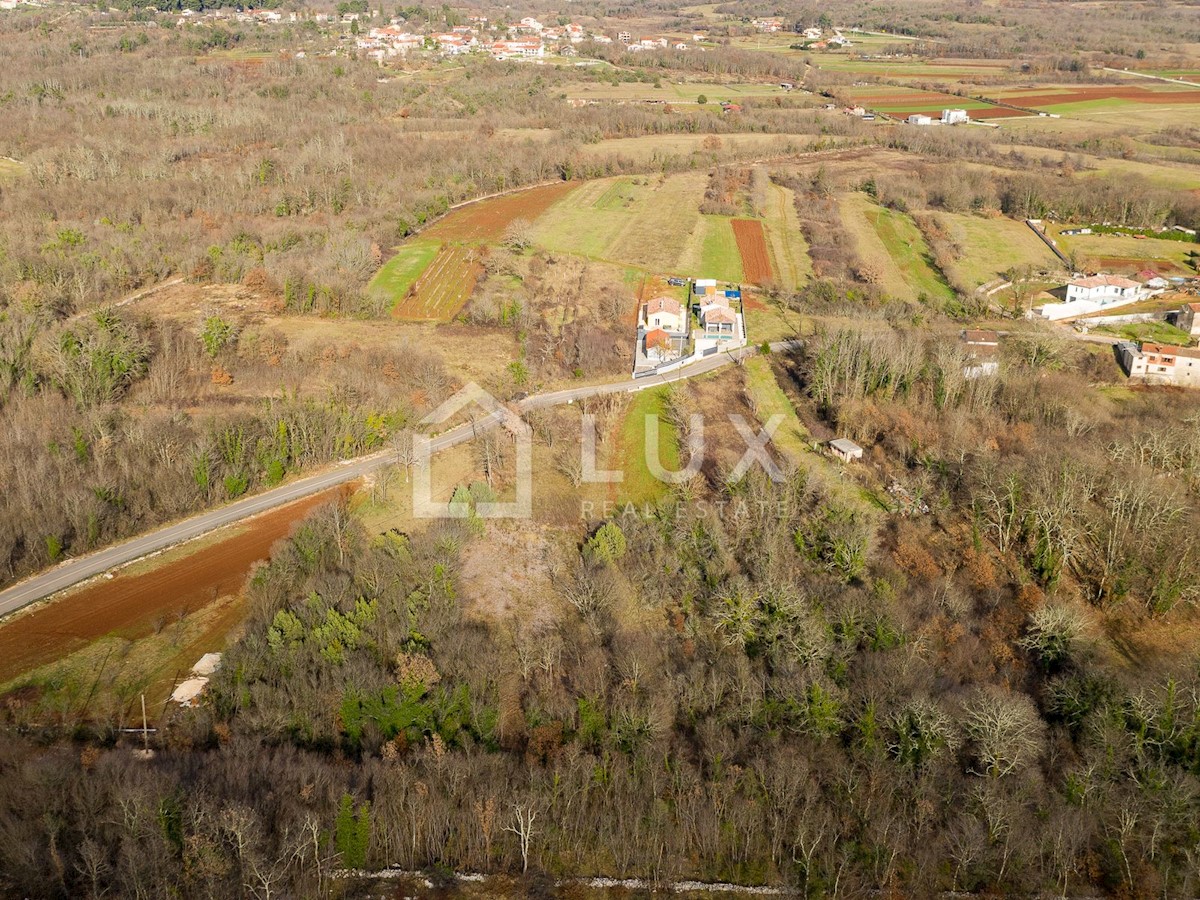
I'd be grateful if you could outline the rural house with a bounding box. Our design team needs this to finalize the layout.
[1118,341,1200,387]
[1065,274,1142,305]
[1178,302,1200,336]
[700,303,737,338]
[642,296,685,334]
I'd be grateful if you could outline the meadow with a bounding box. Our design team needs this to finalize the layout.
[841,193,954,304]
[937,213,1061,286]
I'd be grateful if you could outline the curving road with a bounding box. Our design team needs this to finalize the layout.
[0,340,801,621]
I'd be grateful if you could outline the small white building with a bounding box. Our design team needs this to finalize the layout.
[941,108,969,125]
[829,438,863,462]
[906,114,933,126]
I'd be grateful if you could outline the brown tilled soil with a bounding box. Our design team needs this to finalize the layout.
[395,244,483,321]
[0,487,348,683]
[1001,86,1200,106]
[732,218,773,284]
[425,181,578,242]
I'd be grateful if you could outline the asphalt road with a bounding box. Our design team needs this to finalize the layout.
[0,340,801,621]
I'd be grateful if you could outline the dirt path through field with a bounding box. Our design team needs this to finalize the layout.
[0,487,347,683]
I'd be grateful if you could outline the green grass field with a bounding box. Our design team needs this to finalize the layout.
[937,213,1061,286]
[679,215,744,282]
[742,356,811,463]
[534,172,710,274]
[1051,227,1199,272]
[368,239,440,304]
[616,386,680,505]
[763,182,813,289]
[844,195,954,304]
[1096,321,1194,346]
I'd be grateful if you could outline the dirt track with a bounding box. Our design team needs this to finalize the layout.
[0,488,345,683]
[732,219,773,283]
[426,181,577,242]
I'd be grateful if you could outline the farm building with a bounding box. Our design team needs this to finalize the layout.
[828,438,864,462]
[906,114,933,126]
[941,109,970,124]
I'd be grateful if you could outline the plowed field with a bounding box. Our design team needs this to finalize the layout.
[395,245,482,321]
[732,219,772,283]
[425,181,578,242]
[0,487,348,683]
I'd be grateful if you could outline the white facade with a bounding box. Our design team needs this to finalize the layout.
[941,108,969,124]
[906,114,933,126]
[1065,275,1142,305]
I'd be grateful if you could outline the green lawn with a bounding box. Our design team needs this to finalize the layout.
[1096,321,1194,346]
[367,239,440,303]
[860,200,955,304]
[616,386,680,505]
[742,356,811,463]
[696,216,745,282]
[937,213,1061,286]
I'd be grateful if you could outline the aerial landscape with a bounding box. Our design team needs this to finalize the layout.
[2,0,1200,895]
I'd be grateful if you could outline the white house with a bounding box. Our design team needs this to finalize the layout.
[906,114,933,126]
[490,39,544,59]
[1065,274,1142,305]
[941,108,969,125]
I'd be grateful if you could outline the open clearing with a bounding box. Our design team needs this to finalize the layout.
[534,172,710,273]
[579,133,804,165]
[732,218,773,284]
[368,238,439,305]
[614,386,680,506]
[394,244,483,321]
[937,213,1062,285]
[842,194,953,303]
[762,182,812,289]
[1050,226,1198,272]
[0,158,23,178]
[425,181,577,242]
[0,487,346,685]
